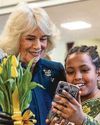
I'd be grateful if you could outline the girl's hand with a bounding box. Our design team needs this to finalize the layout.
[46,117,66,125]
[52,90,86,125]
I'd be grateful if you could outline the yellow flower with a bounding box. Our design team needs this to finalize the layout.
[11,66,18,78]
[83,105,91,114]
[11,55,18,67]
[0,66,3,74]
[12,110,37,125]
[2,58,7,65]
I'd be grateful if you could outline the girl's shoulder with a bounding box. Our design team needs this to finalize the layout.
[82,97,100,118]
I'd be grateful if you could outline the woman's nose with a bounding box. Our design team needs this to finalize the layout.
[32,39,41,49]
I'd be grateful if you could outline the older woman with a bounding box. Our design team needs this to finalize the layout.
[0,3,65,125]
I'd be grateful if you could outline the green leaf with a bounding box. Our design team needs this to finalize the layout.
[20,91,32,112]
[4,78,16,92]
[20,70,32,94]
[27,58,34,69]
[4,78,15,84]
[0,84,10,113]
[0,90,5,111]
[17,54,20,62]
[0,76,3,84]
[22,70,32,84]
[29,82,45,90]
[17,63,23,83]
[2,65,7,81]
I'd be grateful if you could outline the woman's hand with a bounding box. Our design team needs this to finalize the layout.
[0,112,13,125]
[51,90,86,125]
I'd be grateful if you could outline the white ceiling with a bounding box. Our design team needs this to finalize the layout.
[45,0,100,43]
[0,0,100,43]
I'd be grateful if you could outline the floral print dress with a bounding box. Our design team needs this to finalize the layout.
[82,98,100,125]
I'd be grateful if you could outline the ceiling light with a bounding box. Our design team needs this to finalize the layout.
[61,21,91,30]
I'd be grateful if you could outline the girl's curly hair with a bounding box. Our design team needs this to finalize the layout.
[65,45,100,69]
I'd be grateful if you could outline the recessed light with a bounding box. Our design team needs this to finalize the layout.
[61,21,91,30]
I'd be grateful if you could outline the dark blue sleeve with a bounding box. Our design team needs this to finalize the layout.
[49,62,66,98]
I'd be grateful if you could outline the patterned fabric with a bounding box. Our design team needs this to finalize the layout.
[82,98,100,125]
[66,98,100,125]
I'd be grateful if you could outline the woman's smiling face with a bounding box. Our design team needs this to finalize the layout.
[65,53,98,98]
[19,27,48,64]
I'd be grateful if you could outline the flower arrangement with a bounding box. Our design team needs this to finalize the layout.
[0,55,43,124]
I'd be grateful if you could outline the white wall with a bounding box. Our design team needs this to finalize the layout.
[74,39,100,54]
[49,40,66,65]
[49,38,100,65]
[0,14,9,33]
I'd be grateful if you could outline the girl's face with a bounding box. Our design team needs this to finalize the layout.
[19,27,48,64]
[65,53,98,98]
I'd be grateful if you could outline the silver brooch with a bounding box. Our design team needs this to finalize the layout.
[43,69,52,77]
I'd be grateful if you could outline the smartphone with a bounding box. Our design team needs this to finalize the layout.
[47,81,79,123]
[56,81,79,99]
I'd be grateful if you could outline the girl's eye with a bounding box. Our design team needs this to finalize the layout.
[80,66,90,73]
[81,68,90,73]
[66,70,74,75]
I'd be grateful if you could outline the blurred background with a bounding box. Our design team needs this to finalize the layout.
[0,0,100,64]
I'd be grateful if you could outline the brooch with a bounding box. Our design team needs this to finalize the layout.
[43,69,52,77]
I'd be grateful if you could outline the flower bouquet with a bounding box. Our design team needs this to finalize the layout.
[0,55,43,125]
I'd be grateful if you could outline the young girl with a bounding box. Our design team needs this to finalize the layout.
[48,45,100,125]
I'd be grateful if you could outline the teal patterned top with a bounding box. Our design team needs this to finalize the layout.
[82,98,100,125]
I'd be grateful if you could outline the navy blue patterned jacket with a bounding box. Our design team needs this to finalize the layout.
[29,59,66,125]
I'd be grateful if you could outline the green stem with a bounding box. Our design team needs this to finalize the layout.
[6,84,13,115]
[0,85,10,114]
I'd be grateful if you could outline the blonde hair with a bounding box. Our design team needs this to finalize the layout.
[0,3,60,55]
